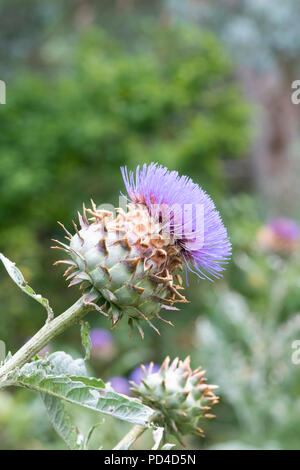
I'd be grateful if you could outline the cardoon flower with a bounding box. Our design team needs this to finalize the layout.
[53,163,230,335]
[257,217,300,254]
[108,376,130,395]
[131,356,219,444]
[121,163,231,280]
[270,218,300,242]
[129,362,160,385]
[90,328,115,360]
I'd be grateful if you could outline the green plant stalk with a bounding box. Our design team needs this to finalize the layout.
[0,293,98,381]
[113,424,147,450]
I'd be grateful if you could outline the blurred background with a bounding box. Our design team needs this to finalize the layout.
[1,0,300,450]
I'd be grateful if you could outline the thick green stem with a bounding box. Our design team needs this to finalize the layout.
[113,424,147,450]
[0,293,98,381]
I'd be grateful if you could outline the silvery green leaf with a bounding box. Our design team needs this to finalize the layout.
[44,351,88,376]
[41,394,84,450]
[16,355,154,426]
[68,375,105,388]
[0,253,54,320]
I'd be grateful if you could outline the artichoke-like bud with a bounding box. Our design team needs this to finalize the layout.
[131,356,219,444]
[53,201,187,336]
[53,163,231,335]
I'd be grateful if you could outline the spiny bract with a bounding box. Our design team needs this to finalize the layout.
[53,200,188,336]
[131,356,219,444]
[53,163,230,336]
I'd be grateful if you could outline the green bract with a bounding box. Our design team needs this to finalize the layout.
[131,357,219,444]
[53,202,188,336]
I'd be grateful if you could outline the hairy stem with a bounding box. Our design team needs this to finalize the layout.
[113,424,147,450]
[0,293,98,381]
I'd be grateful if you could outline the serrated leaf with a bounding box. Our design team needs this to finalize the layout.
[80,320,91,360]
[41,394,84,450]
[0,253,54,320]
[16,354,154,427]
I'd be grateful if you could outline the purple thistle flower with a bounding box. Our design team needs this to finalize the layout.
[55,163,230,335]
[90,328,113,349]
[129,363,160,385]
[109,376,130,395]
[90,328,115,359]
[121,163,231,280]
[269,218,300,242]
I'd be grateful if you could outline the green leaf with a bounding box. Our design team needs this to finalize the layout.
[80,320,92,360]
[0,253,54,320]
[68,376,105,389]
[41,394,84,450]
[16,354,154,427]
[44,351,87,376]
[39,353,103,449]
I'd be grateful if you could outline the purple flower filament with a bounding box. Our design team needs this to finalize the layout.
[121,163,231,281]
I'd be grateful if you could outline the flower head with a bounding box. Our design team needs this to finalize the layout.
[121,163,231,280]
[53,163,230,336]
[131,356,219,444]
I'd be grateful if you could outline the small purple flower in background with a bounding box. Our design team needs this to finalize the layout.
[257,217,300,254]
[90,328,115,360]
[129,362,160,385]
[109,376,130,395]
[269,218,300,242]
[122,163,231,280]
[90,328,112,349]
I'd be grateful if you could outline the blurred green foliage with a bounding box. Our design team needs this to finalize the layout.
[0,23,249,347]
[0,26,249,229]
